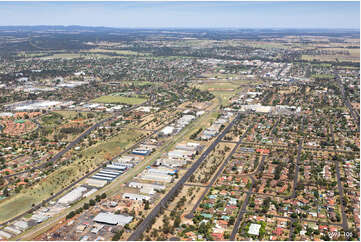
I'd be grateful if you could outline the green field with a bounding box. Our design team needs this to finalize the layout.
[121,81,154,86]
[0,166,79,223]
[311,74,335,79]
[85,48,149,56]
[92,95,147,105]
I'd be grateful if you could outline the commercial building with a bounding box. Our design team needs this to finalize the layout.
[132,148,151,156]
[248,223,261,236]
[90,166,123,181]
[0,230,12,239]
[140,187,157,195]
[159,126,175,136]
[13,221,29,231]
[168,149,194,159]
[4,100,72,111]
[91,175,114,181]
[155,158,187,168]
[128,182,165,191]
[175,142,201,152]
[85,178,107,188]
[117,155,140,164]
[93,212,133,226]
[147,167,177,176]
[58,186,87,205]
[140,173,173,183]
[122,193,151,201]
[4,226,21,235]
[30,213,50,223]
[83,188,98,198]
[110,163,131,170]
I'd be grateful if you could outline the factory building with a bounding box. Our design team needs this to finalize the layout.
[58,186,87,205]
[122,193,151,201]
[128,182,165,191]
[93,212,133,226]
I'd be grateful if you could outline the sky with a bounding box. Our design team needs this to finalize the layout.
[0,1,359,29]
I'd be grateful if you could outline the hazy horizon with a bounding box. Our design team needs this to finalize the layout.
[0,25,359,30]
[0,1,359,29]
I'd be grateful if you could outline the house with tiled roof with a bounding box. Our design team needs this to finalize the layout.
[272,227,283,236]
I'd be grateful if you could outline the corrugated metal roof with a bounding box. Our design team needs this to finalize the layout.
[93,212,133,226]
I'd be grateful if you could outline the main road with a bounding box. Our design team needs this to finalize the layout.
[334,73,359,130]
[229,155,266,240]
[128,113,241,241]
[185,124,252,218]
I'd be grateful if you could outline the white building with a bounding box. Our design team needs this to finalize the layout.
[93,212,133,226]
[13,221,29,231]
[248,223,261,236]
[160,126,175,136]
[168,149,194,159]
[58,186,87,205]
[140,173,173,183]
[0,230,12,239]
[128,182,165,191]
[140,187,157,195]
[155,158,187,168]
[122,193,151,201]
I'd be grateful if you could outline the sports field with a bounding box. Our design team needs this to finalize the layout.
[92,95,147,105]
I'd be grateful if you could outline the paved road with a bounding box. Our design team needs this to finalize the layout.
[289,138,303,199]
[229,155,266,240]
[183,183,209,188]
[334,151,349,232]
[328,109,349,232]
[127,113,241,241]
[185,124,251,218]
[229,115,283,241]
[238,142,355,154]
[335,74,360,130]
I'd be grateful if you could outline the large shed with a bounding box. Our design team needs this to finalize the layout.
[93,212,133,226]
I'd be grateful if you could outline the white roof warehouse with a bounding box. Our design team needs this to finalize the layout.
[93,212,133,226]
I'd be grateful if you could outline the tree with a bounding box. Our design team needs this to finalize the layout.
[173,216,181,228]
[83,203,89,210]
[144,200,150,210]
[89,199,96,206]
[162,223,170,234]
[3,187,9,197]
[229,216,235,225]
[112,233,121,241]
[66,211,75,219]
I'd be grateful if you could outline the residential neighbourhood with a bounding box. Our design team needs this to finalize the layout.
[0,3,359,241]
